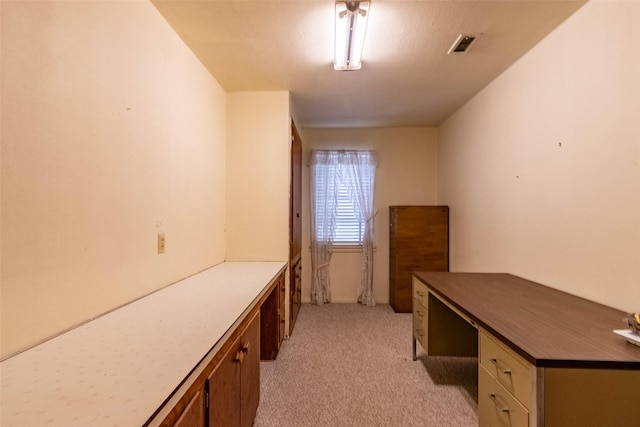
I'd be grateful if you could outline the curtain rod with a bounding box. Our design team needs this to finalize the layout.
[310,149,376,153]
[306,149,378,167]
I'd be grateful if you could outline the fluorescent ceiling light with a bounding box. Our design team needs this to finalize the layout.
[334,1,370,71]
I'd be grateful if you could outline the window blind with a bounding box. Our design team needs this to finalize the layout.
[313,161,374,245]
[334,181,363,244]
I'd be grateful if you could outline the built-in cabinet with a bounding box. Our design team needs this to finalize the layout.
[389,206,449,313]
[279,273,286,344]
[159,308,261,427]
[0,263,286,427]
[207,310,260,427]
[172,390,205,427]
[158,270,285,427]
[260,273,286,360]
[289,256,302,335]
[289,120,302,335]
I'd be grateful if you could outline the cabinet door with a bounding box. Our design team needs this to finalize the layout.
[261,272,287,360]
[289,121,302,261]
[172,390,205,427]
[260,283,280,360]
[289,260,302,335]
[279,274,286,343]
[240,312,261,427]
[207,335,242,427]
[389,207,398,309]
[207,310,260,427]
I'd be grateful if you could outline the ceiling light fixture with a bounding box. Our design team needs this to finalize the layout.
[334,1,370,71]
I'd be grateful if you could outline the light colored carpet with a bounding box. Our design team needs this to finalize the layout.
[255,303,478,427]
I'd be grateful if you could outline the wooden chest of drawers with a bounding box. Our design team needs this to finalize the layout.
[389,206,449,313]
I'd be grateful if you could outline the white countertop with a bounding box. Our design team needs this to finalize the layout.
[0,261,286,427]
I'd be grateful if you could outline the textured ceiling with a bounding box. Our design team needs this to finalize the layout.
[152,0,586,128]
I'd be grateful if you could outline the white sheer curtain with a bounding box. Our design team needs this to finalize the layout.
[309,151,339,305]
[344,151,377,306]
[310,150,377,306]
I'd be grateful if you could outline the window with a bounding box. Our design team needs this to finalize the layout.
[309,149,377,306]
[313,166,363,244]
[310,150,376,246]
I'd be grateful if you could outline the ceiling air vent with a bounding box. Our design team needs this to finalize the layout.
[448,34,476,54]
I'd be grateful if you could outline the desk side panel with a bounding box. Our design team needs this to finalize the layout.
[543,367,640,426]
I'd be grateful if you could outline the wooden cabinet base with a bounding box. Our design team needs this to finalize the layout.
[207,311,260,427]
[172,391,205,427]
[157,269,285,427]
[159,309,261,427]
[289,258,302,335]
[260,273,285,360]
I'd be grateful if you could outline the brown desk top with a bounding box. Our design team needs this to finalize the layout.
[414,272,640,369]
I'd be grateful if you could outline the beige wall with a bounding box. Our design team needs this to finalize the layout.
[438,0,640,312]
[225,92,291,262]
[1,1,227,358]
[4,0,635,361]
[301,127,439,304]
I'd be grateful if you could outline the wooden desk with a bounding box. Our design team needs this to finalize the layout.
[412,272,640,427]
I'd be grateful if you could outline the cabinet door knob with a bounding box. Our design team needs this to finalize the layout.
[235,351,245,363]
[241,342,250,354]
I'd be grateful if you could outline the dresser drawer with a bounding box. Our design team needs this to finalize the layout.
[413,277,429,308]
[479,365,529,427]
[480,329,533,409]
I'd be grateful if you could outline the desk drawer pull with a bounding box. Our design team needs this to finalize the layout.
[490,358,512,374]
[489,393,510,413]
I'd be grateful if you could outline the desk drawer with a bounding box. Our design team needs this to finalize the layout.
[413,304,428,350]
[413,277,428,308]
[412,277,429,352]
[413,304,427,330]
[414,324,427,351]
[479,365,529,427]
[480,329,533,409]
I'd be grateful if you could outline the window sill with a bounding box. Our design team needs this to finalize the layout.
[332,245,361,253]
[332,245,377,253]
